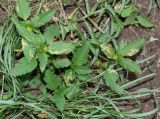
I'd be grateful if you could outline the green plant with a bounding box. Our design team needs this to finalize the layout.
[0,0,159,118]
[11,0,143,108]
[98,39,144,94]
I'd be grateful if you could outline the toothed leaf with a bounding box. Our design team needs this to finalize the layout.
[44,25,60,43]
[16,0,30,20]
[48,41,74,55]
[119,58,141,73]
[137,16,154,28]
[31,10,55,27]
[120,39,144,56]
[53,58,71,68]
[43,69,61,90]
[103,69,123,94]
[51,93,65,112]
[100,43,115,59]
[11,57,37,76]
[72,42,90,66]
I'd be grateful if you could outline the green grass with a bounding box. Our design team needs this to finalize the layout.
[0,0,160,118]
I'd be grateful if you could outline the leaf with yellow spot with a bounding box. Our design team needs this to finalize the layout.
[22,39,36,61]
[120,39,144,57]
[100,44,115,59]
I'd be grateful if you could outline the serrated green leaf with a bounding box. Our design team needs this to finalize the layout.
[43,69,61,90]
[119,58,141,73]
[124,11,138,25]
[37,51,48,72]
[44,25,60,43]
[72,42,90,66]
[74,66,92,75]
[11,57,37,76]
[53,58,71,68]
[16,0,30,20]
[12,17,34,41]
[31,10,55,27]
[51,93,65,112]
[103,69,123,94]
[100,43,115,59]
[137,16,154,28]
[12,17,40,45]
[65,84,79,100]
[120,39,144,56]
[48,41,74,55]
[121,5,135,17]
[34,34,46,45]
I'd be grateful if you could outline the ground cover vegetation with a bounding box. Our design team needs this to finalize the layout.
[0,0,160,118]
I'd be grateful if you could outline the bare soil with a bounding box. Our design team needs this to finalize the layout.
[119,0,160,118]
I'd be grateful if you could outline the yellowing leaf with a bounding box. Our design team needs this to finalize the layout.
[48,41,74,55]
[37,112,48,119]
[100,44,115,59]
[63,69,75,86]
[120,39,144,56]
[124,49,139,56]
[22,40,35,61]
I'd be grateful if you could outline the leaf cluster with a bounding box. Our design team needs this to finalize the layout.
[10,0,154,115]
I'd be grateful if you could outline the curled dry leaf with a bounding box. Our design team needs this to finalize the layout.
[37,112,48,119]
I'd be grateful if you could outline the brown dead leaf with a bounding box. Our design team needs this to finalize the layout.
[37,112,48,119]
